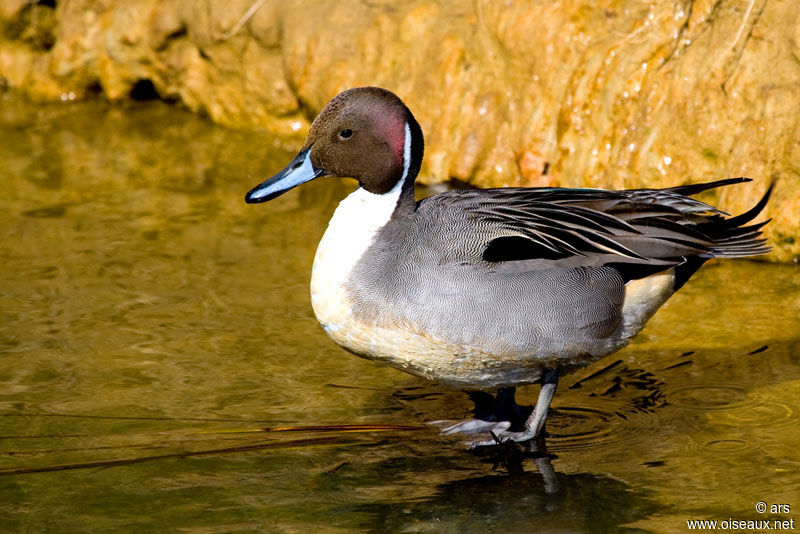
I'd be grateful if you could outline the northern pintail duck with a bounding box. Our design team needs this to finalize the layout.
[245,87,771,445]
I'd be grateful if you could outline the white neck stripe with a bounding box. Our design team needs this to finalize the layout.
[400,121,412,186]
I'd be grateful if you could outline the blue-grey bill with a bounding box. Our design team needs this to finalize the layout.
[245,147,324,203]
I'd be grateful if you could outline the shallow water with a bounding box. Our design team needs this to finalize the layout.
[0,93,798,533]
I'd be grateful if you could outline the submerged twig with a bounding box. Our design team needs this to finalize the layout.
[0,436,350,477]
[0,411,280,423]
[260,424,428,433]
[0,423,429,476]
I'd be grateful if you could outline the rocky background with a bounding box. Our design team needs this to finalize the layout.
[1,0,797,261]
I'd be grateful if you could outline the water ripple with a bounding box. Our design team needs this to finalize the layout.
[666,383,749,411]
[546,405,641,451]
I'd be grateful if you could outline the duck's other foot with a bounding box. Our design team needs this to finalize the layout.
[439,387,533,437]
[440,417,512,436]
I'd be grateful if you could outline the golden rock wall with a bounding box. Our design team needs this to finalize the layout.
[1,0,797,260]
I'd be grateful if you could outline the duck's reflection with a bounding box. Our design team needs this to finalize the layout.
[469,437,559,492]
[349,445,655,532]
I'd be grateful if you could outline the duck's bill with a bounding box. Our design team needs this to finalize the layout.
[245,147,325,203]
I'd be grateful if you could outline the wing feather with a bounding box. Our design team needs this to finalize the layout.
[415,178,771,279]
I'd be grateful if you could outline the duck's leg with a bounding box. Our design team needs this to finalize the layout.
[521,367,560,439]
[440,387,533,436]
[472,368,560,446]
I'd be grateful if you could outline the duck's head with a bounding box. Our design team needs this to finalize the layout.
[245,87,424,203]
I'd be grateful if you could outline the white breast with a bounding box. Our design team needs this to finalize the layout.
[310,183,398,320]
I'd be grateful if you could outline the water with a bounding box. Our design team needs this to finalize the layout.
[1,93,798,533]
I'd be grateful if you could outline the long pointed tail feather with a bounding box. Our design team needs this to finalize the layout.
[663,177,752,197]
[695,181,773,258]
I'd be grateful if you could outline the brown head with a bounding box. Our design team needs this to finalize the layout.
[245,87,424,203]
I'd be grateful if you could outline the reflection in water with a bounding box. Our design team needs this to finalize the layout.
[0,92,799,532]
[352,458,658,533]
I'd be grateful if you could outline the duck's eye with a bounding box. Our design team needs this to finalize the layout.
[339,129,353,139]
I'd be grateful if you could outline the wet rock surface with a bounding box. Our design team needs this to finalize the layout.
[1,0,797,260]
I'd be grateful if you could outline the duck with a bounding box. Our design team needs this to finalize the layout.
[245,86,771,446]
